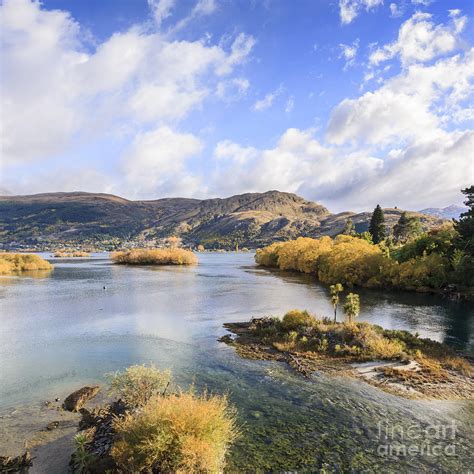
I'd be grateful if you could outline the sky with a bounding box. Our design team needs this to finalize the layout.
[0,0,473,212]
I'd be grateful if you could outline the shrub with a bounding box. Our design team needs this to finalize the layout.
[53,251,90,257]
[111,391,238,473]
[111,248,197,266]
[281,310,317,331]
[0,253,53,274]
[255,242,284,267]
[107,364,171,407]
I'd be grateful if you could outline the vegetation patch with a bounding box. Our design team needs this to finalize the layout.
[221,310,474,400]
[53,251,91,257]
[71,365,238,473]
[0,253,53,274]
[111,248,198,265]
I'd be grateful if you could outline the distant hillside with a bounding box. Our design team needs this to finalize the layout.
[420,205,466,220]
[0,191,446,249]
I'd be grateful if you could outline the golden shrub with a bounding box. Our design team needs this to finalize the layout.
[111,391,238,473]
[0,253,53,274]
[111,248,197,266]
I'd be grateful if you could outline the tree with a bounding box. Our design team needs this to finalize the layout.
[454,185,474,255]
[393,212,422,243]
[342,219,355,236]
[343,293,360,323]
[330,283,344,323]
[369,205,386,244]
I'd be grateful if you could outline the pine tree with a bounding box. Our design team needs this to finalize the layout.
[368,205,386,244]
[393,212,422,243]
[454,185,474,255]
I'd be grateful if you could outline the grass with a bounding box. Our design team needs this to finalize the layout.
[53,251,91,257]
[111,390,238,473]
[249,310,471,371]
[107,364,171,407]
[111,248,198,265]
[0,253,53,274]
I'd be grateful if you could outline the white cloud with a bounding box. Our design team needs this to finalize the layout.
[216,77,250,101]
[339,0,383,25]
[252,85,283,112]
[0,0,255,166]
[122,127,203,198]
[285,96,295,113]
[369,12,465,66]
[339,39,359,68]
[411,0,432,5]
[389,3,403,18]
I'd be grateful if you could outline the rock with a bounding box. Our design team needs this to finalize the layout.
[218,334,234,344]
[0,451,32,472]
[62,386,100,412]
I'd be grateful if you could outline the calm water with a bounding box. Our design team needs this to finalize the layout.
[0,253,473,471]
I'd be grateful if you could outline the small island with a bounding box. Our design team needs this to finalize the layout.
[111,248,198,265]
[0,253,53,274]
[221,310,473,400]
[52,251,91,257]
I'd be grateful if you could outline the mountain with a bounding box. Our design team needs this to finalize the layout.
[0,191,446,250]
[419,205,466,220]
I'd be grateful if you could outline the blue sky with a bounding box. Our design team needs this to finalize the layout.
[1,0,473,211]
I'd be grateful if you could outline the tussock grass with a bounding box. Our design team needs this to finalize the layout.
[111,248,197,266]
[0,253,52,274]
[107,364,171,407]
[53,251,90,257]
[111,391,238,473]
[250,310,471,372]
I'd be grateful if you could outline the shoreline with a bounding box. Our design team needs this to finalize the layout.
[221,321,474,400]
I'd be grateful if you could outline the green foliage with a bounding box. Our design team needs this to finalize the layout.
[454,185,474,255]
[343,293,360,323]
[368,205,386,244]
[107,364,171,407]
[393,212,422,243]
[111,391,238,473]
[72,432,94,473]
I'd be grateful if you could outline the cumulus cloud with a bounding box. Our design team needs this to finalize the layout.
[369,12,465,66]
[339,0,383,25]
[122,127,204,198]
[0,0,254,165]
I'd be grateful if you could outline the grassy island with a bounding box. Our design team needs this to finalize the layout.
[111,248,198,266]
[221,310,473,400]
[53,251,91,257]
[0,253,53,274]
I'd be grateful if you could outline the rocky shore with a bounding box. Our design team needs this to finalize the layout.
[220,319,474,400]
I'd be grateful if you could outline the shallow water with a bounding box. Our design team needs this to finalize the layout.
[0,253,473,470]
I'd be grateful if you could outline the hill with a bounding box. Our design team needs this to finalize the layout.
[419,205,466,220]
[0,191,446,250]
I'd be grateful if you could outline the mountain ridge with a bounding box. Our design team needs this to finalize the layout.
[0,190,446,250]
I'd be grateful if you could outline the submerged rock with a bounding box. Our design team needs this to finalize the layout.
[62,386,100,412]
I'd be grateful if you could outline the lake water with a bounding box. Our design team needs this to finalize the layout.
[0,253,473,471]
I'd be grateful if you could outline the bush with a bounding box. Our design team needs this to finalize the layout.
[111,248,197,266]
[111,391,238,473]
[0,253,53,274]
[281,310,317,331]
[53,251,90,257]
[107,364,171,407]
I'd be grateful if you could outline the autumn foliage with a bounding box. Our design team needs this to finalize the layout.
[0,253,53,274]
[111,248,197,266]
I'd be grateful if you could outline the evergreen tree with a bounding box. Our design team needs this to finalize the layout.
[454,185,474,256]
[368,205,386,244]
[393,212,422,243]
[342,219,355,236]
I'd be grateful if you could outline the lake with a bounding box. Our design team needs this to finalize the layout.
[0,252,473,471]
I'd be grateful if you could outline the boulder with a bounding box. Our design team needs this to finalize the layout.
[62,386,100,412]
